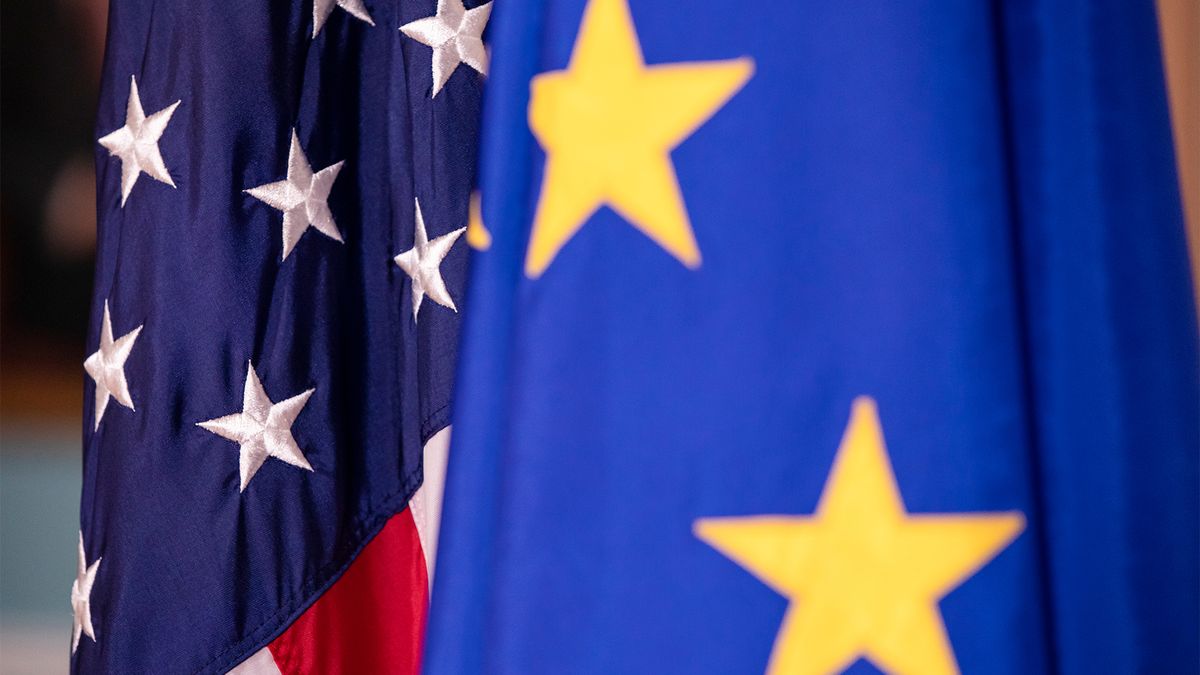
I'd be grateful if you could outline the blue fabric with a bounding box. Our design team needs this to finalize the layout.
[426,1,1198,673]
[82,0,478,672]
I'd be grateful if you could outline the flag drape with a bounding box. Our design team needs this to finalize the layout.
[79,0,485,671]
[425,0,1199,673]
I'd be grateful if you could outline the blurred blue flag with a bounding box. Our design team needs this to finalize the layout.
[427,0,1199,673]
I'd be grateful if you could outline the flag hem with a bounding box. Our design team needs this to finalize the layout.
[192,465,426,675]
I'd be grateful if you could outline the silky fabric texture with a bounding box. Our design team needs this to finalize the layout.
[424,0,1198,674]
[265,508,428,674]
[995,0,1198,669]
[82,0,481,672]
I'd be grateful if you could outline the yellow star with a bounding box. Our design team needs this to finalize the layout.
[695,398,1024,675]
[466,191,491,250]
[524,0,753,277]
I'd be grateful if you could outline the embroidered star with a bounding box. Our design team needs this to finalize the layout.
[84,300,143,431]
[71,532,101,653]
[695,398,1024,675]
[97,75,180,206]
[312,0,375,37]
[400,0,492,97]
[246,130,345,261]
[524,0,752,277]
[394,198,466,320]
[197,362,315,492]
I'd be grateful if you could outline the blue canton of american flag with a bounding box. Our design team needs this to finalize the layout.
[77,0,490,671]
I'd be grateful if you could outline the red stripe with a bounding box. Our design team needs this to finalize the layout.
[267,508,428,675]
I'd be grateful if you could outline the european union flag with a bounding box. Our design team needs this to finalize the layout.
[427,0,1199,673]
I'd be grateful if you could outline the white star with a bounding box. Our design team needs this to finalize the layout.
[71,532,101,654]
[246,130,345,261]
[97,76,180,206]
[84,300,143,431]
[400,0,492,96]
[394,198,466,320]
[197,362,315,492]
[313,0,375,37]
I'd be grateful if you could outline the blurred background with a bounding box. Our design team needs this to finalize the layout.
[2,0,108,671]
[0,1,1194,674]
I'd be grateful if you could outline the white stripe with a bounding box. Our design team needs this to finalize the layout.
[410,425,451,585]
[226,647,282,675]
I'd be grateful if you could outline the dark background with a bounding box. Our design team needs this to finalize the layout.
[1,0,107,671]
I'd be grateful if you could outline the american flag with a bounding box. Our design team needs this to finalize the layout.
[76,0,489,671]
